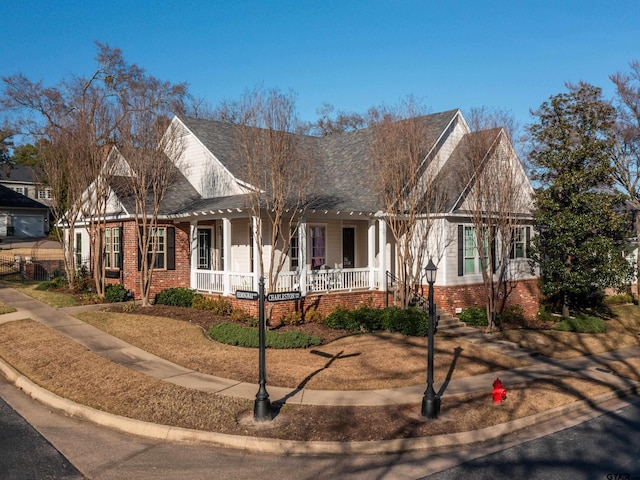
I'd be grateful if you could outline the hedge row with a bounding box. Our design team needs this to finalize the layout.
[207,322,322,349]
[324,305,429,337]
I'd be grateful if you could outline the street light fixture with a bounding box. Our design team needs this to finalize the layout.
[422,258,441,419]
[254,276,271,421]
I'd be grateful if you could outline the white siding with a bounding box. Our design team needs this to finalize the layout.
[177,133,245,198]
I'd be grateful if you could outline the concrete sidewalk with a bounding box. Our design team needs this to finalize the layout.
[1,285,639,407]
[1,284,639,454]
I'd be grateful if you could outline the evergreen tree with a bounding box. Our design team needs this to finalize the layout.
[529,83,633,316]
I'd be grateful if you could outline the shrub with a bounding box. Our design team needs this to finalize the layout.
[230,308,257,326]
[497,305,525,324]
[604,293,634,305]
[304,306,325,324]
[280,309,303,326]
[207,323,321,348]
[35,276,65,291]
[324,307,359,330]
[154,288,196,307]
[459,307,488,326]
[382,307,428,336]
[73,265,92,293]
[191,295,234,315]
[105,284,131,303]
[354,306,383,331]
[553,314,607,333]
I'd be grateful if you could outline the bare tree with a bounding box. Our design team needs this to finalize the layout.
[369,97,446,308]
[611,60,640,287]
[0,47,123,288]
[119,118,186,306]
[1,43,187,297]
[303,103,367,136]
[458,108,531,330]
[233,87,314,312]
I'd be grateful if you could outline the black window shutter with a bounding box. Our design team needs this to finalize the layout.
[525,226,531,258]
[458,225,464,276]
[510,228,515,259]
[118,227,124,269]
[491,227,497,272]
[137,226,142,271]
[167,227,176,270]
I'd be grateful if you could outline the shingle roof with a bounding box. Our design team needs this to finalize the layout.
[0,184,48,210]
[177,109,460,214]
[109,163,202,216]
[0,165,42,183]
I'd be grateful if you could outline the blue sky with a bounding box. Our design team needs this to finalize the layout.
[2,0,640,133]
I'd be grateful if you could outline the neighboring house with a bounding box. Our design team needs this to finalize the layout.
[0,184,50,237]
[0,165,53,206]
[70,109,539,318]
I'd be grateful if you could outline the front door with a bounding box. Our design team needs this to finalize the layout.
[197,228,212,269]
[342,227,355,268]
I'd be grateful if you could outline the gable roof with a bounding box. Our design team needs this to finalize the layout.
[176,109,460,214]
[0,184,48,210]
[0,165,42,184]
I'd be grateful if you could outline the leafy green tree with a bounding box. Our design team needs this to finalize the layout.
[528,82,633,316]
[11,142,41,166]
[0,129,13,167]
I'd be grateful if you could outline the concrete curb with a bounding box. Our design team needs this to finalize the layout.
[1,356,638,455]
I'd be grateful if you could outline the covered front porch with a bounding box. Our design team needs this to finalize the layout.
[186,214,391,296]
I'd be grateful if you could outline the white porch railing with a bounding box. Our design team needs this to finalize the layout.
[193,268,379,295]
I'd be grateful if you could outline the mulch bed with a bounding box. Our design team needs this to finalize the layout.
[103,303,352,345]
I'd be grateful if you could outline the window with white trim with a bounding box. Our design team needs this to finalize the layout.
[104,227,121,269]
[149,227,166,269]
[290,227,299,269]
[511,227,530,259]
[463,226,488,275]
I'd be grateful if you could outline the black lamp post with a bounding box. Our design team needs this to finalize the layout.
[422,258,441,419]
[254,276,271,421]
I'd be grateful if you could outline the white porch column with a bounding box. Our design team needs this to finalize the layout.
[189,221,197,289]
[298,219,307,296]
[378,219,387,291]
[223,217,232,295]
[252,216,262,291]
[368,219,376,289]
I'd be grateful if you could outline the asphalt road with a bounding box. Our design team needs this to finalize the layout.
[422,401,640,480]
[0,396,82,480]
[1,373,639,480]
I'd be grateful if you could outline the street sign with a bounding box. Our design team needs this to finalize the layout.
[266,291,302,302]
[235,290,259,301]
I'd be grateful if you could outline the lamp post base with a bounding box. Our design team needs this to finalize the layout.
[421,395,441,419]
[254,397,271,422]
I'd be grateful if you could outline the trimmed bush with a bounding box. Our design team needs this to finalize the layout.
[459,307,488,326]
[105,284,130,303]
[325,305,429,337]
[382,307,428,336]
[154,288,196,307]
[207,322,322,349]
[324,307,360,330]
[553,314,607,333]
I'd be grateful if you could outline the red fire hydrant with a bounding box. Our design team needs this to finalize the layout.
[492,377,507,404]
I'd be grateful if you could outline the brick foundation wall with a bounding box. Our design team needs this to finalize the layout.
[426,279,541,320]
